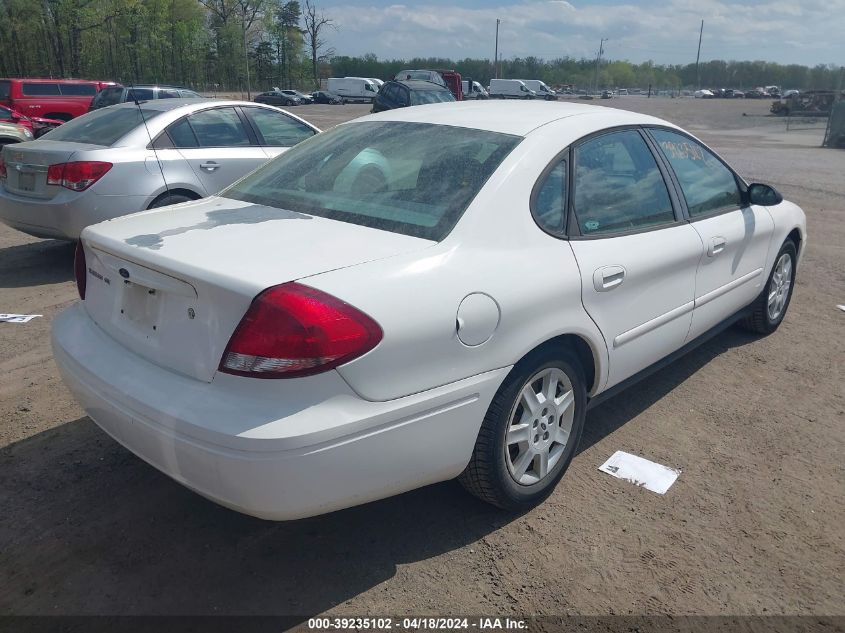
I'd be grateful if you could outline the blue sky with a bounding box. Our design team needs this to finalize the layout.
[319,0,845,66]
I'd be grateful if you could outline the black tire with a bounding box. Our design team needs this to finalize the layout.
[148,193,195,209]
[740,239,797,335]
[459,347,587,511]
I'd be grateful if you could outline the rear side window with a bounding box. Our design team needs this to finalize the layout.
[22,83,60,96]
[223,121,521,241]
[243,107,315,147]
[166,118,198,147]
[0,81,10,100]
[573,130,675,235]
[650,128,742,217]
[158,89,180,99]
[60,84,96,96]
[187,107,251,147]
[43,107,161,145]
[180,90,201,98]
[534,159,567,233]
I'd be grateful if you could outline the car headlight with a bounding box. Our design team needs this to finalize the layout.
[23,128,33,138]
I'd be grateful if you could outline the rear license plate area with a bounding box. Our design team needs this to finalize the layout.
[17,172,35,192]
[120,282,160,334]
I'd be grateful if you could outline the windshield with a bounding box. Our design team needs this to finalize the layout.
[410,90,455,105]
[41,107,162,145]
[223,121,521,241]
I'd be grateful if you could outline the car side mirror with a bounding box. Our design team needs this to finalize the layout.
[747,183,783,206]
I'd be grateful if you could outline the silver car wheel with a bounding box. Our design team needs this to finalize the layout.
[505,367,575,486]
[767,252,793,321]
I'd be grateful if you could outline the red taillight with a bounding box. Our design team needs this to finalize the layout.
[47,161,112,191]
[74,240,86,300]
[219,283,383,379]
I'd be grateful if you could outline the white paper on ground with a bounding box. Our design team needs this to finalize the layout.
[0,313,43,323]
[598,450,680,494]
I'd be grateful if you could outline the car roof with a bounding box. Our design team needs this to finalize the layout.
[393,80,449,91]
[363,100,675,137]
[112,84,194,90]
[106,97,229,112]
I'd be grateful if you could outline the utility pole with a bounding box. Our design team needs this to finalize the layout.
[593,38,607,94]
[494,19,500,79]
[695,19,704,90]
[243,22,252,100]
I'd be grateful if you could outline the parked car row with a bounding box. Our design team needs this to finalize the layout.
[45,100,805,522]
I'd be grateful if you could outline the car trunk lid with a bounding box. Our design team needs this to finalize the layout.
[80,196,434,382]
[2,140,99,199]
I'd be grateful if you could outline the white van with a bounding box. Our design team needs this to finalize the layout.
[489,79,535,99]
[519,79,556,100]
[326,77,379,103]
[461,80,489,100]
[348,77,384,89]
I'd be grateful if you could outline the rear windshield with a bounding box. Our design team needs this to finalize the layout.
[411,90,454,105]
[94,87,124,107]
[223,121,521,241]
[42,107,162,145]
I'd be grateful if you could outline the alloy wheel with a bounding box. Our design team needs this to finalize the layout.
[767,252,793,321]
[505,367,576,486]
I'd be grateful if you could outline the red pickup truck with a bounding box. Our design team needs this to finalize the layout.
[0,78,115,122]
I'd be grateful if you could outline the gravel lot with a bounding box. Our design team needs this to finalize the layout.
[0,98,842,620]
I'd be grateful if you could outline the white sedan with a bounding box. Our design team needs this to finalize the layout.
[53,101,806,520]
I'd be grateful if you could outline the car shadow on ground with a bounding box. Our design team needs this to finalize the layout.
[0,239,74,288]
[0,326,760,618]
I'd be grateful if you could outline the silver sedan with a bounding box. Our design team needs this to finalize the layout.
[0,99,319,240]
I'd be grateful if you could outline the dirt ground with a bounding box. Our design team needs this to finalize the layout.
[0,98,842,621]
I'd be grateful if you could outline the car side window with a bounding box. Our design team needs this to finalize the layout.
[127,88,154,101]
[166,117,199,148]
[187,107,251,147]
[158,89,180,99]
[573,129,675,236]
[243,107,315,147]
[649,128,742,217]
[22,83,60,96]
[534,159,567,233]
[398,88,410,107]
[60,84,96,96]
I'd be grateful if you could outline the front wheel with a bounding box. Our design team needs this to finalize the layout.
[740,240,797,334]
[459,348,587,511]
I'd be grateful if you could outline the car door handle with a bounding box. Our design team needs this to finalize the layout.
[593,265,626,292]
[707,236,727,257]
[199,161,220,171]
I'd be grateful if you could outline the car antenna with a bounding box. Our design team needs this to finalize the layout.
[129,80,171,199]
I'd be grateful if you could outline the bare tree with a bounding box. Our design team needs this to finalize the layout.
[302,0,335,89]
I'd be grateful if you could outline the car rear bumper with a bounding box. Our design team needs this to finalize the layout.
[52,304,508,520]
[0,187,148,240]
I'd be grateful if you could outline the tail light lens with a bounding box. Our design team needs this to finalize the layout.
[0,154,6,180]
[219,283,382,379]
[74,240,86,300]
[47,161,112,191]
